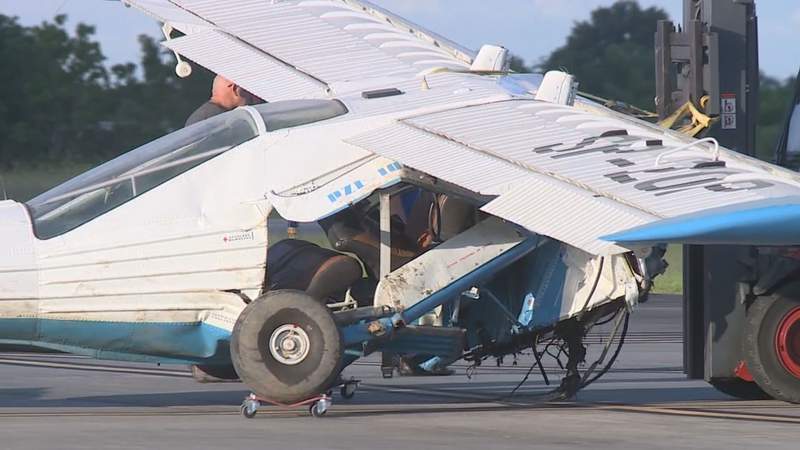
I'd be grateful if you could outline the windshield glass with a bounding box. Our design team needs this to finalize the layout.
[27,109,259,239]
[254,99,348,131]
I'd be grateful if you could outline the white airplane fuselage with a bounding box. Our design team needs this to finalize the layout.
[0,74,640,364]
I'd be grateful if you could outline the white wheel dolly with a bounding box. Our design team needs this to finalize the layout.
[240,379,359,419]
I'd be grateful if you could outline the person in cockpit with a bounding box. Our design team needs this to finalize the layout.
[186,75,263,127]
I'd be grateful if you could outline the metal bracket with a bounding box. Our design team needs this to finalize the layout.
[161,23,192,78]
[379,191,391,279]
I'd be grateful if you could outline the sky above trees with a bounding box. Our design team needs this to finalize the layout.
[0,0,798,79]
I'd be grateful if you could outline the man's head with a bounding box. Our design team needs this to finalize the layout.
[210,75,248,110]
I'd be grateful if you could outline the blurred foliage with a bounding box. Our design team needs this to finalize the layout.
[538,1,668,111]
[758,74,798,161]
[652,245,683,295]
[508,54,530,73]
[0,14,213,170]
[517,0,797,162]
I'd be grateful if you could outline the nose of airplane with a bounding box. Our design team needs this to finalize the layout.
[603,198,800,246]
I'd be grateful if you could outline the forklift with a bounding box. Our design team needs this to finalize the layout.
[656,0,800,403]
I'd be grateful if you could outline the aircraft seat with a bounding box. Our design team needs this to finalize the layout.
[319,210,419,278]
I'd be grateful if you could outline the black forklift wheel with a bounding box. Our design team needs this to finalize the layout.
[231,290,344,404]
[708,378,770,400]
[743,293,800,404]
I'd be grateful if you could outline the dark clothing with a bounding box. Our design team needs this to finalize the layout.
[266,239,342,291]
[266,239,363,303]
[185,101,228,127]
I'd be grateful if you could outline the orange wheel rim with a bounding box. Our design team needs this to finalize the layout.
[775,306,800,379]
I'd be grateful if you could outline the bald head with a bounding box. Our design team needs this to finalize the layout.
[210,75,247,110]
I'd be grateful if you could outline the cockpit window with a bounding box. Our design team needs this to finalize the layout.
[254,99,348,131]
[27,109,259,239]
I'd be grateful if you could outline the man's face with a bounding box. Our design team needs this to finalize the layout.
[212,75,247,110]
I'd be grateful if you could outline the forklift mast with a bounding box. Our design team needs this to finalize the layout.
[656,0,759,153]
[655,0,759,381]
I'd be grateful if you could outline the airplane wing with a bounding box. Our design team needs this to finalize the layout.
[346,99,800,254]
[124,0,474,101]
[124,1,800,255]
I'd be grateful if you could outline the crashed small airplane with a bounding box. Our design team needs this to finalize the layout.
[1,0,800,416]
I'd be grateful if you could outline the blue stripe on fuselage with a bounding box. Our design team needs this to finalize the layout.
[0,318,231,365]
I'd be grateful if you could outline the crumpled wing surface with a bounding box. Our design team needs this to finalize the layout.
[125,0,473,101]
[346,99,800,254]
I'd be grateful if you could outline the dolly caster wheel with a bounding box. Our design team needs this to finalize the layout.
[340,382,358,400]
[309,397,331,418]
[240,398,259,419]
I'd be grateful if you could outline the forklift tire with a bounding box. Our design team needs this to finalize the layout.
[708,379,770,400]
[743,293,800,404]
[231,290,343,404]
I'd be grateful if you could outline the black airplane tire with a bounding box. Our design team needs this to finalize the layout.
[743,294,800,404]
[191,364,239,382]
[231,290,343,404]
[708,378,770,400]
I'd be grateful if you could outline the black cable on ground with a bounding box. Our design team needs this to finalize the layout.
[503,306,630,401]
[592,309,621,327]
[506,360,538,399]
[581,310,630,388]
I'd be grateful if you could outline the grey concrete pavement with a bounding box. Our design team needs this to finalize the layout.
[0,295,798,450]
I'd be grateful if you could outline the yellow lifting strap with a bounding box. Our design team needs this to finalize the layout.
[658,96,717,137]
[576,92,715,137]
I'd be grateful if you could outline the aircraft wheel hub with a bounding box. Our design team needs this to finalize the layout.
[775,306,800,379]
[270,324,310,365]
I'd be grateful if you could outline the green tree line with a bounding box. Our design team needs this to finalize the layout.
[0,2,796,173]
[0,14,213,170]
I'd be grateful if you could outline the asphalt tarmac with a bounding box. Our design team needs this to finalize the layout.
[0,295,798,450]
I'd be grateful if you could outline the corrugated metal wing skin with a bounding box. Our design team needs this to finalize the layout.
[346,122,530,196]
[481,179,652,254]
[172,0,471,71]
[123,0,211,31]
[347,99,800,254]
[401,100,800,216]
[164,30,328,101]
[347,122,651,254]
[128,0,472,100]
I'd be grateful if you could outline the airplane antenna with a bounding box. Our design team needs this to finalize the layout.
[0,175,7,201]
